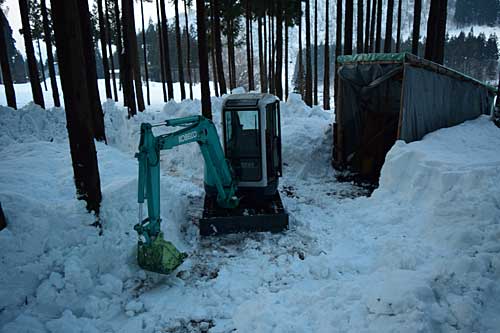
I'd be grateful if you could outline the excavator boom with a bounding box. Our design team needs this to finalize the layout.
[134,115,238,274]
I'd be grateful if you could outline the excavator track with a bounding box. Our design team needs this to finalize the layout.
[199,192,289,236]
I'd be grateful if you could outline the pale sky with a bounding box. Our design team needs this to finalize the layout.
[2,0,180,58]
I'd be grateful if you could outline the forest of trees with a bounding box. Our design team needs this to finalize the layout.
[1,0,499,213]
[454,0,500,27]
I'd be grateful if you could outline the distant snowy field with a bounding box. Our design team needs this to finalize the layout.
[1,81,500,332]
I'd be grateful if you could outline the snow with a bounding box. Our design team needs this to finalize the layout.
[1,84,500,332]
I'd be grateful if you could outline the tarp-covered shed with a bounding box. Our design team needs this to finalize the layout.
[333,52,497,182]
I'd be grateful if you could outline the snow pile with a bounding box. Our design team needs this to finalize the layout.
[1,94,499,332]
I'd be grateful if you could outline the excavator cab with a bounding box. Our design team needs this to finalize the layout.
[200,93,288,235]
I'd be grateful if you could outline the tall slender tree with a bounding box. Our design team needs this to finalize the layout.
[113,0,123,90]
[412,0,421,55]
[364,0,371,52]
[357,0,363,53]
[196,0,211,118]
[334,0,342,105]
[160,0,174,100]
[369,0,376,51]
[19,0,44,108]
[313,0,318,104]
[40,0,60,106]
[298,7,304,97]
[155,0,167,101]
[275,1,283,99]
[51,0,102,214]
[245,0,254,91]
[128,0,145,110]
[105,0,118,101]
[140,0,151,105]
[0,11,16,108]
[395,0,402,52]
[284,16,289,100]
[121,0,137,114]
[323,0,330,110]
[384,0,394,52]
[78,0,106,141]
[184,0,194,99]
[375,0,382,52]
[305,0,312,106]
[173,0,186,100]
[344,0,353,55]
[424,0,448,64]
[97,0,112,99]
[212,0,227,94]
[263,14,268,92]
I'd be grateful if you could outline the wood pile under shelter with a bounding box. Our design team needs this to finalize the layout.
[333,52,497,183]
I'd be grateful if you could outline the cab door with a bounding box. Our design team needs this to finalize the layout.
[265,101,282,182]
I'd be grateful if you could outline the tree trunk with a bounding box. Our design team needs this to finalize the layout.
[364,0,371,52]
[19,0,44,108]
[105,0,118,101]
[334,0,342,108]
[98,0,112,99]
[174,0,186,100]
[41,0,60,107]
[212,0,227,94]
[245,0,254,91]
[183,0,193,99]
[140,0,151,105]
[396,0,402,52]
[323,0,330,110]
[0,12,16,109]
[211,42,219,97]
[113,0,123,91]
[196,0,212,119]
[160,0,174,100]
[121,0,137,115]
[51,0,102,214]
[285,23,289,100]
[263,15,268,92]
[313,0,318,105]
[344,0,353,55]
[424,0,448,65]
[305,0,312,106]
[384,0,394,53]
[357,0,363,54]
[268,11,273,94]
[37,39,48,91]
[412,0,421,55]
[258,16,265,92]
[298,10,304,97]
[155,0,167,102]
[126,0,145,111]
[375,0,382,52]
[275,2,283,100]
[78,0,106,142]
[369,0,376,52]
[228,19,237,90]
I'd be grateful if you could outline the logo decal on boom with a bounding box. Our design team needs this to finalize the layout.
[179,131,198,143]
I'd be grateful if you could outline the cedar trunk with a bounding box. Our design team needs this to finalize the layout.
[258,16,266,92]
[140,0,151,105]
[245,0,254,91]
[364,0,371,52]
[384,0,394,53]
[424,0,448,65]
[113,0,124,90]
[344,0,353,55]
[121,0,137,115]
[314,0,318,104]
[105,0,118,101]
[334,0,342,106]
[196,0,212,118]
[40,0,61,107]
[375,0,382,52]
[183,0,193,99]
[19,0,45,108]
[275,2,283,100]
[156,0,167,102]
[412,0,421,55]
[51,0,102,214]
[98,0,112,99]
[78,0,106,142]
[323,0,330,110]
[174,0,186,100]
[0,12,16,109]
[396,0,402,52]
[305,0,312,106]
[369,0,376,52]
[160,0,174,100]
[212,0,227,94]
[357,0,363,54]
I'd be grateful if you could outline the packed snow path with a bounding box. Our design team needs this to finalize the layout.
[1,94,500,332]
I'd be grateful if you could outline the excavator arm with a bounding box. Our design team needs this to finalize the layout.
[133,115,238,274]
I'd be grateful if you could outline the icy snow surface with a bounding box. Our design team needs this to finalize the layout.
[1,93,500,332]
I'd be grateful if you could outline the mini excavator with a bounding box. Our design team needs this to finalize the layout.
[134,94,288,274]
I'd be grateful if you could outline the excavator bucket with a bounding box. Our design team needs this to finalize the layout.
[136,233,187,275]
